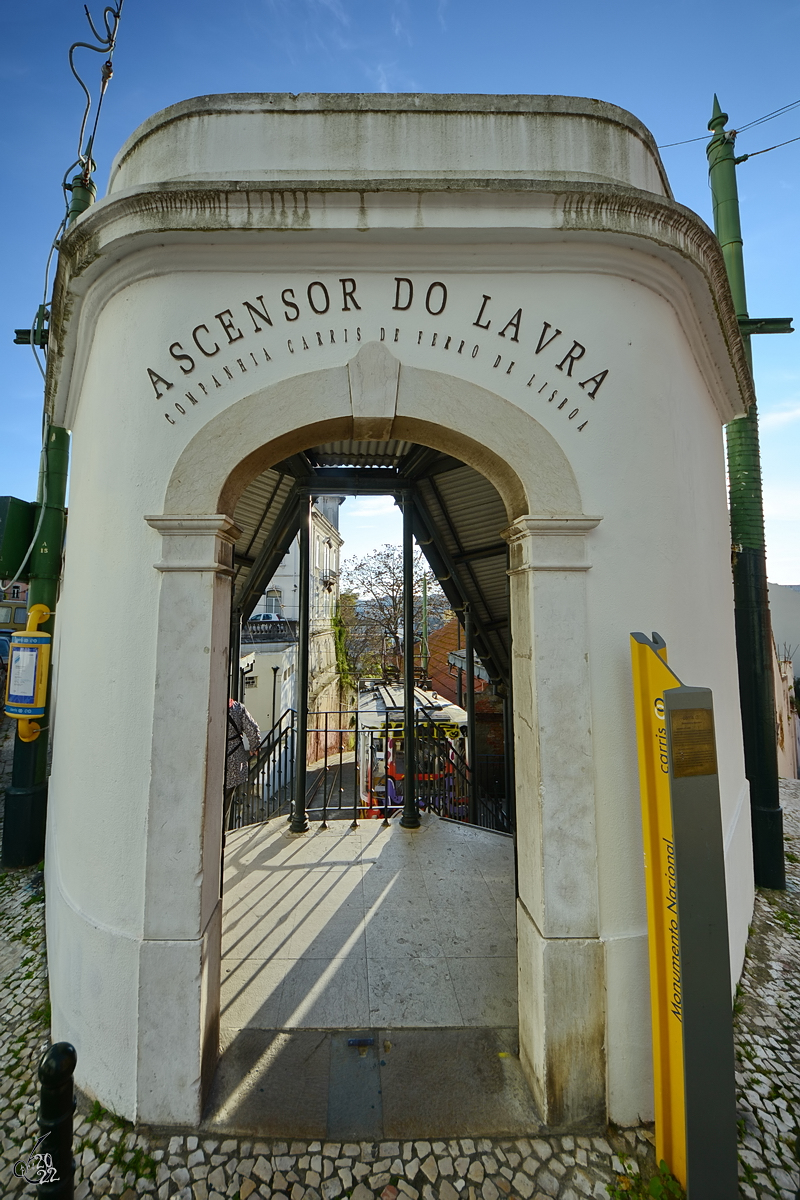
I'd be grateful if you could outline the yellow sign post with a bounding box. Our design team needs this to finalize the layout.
[630,632,686,1186]
[4,604,51,742]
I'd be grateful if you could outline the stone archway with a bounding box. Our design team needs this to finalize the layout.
[43,90,754,1143]
[137,346,603,1127]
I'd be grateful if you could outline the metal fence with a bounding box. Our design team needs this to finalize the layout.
[227,709,296,830]
[227,710,514,834]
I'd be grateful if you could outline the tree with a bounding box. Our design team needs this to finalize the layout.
[339,543,451,680]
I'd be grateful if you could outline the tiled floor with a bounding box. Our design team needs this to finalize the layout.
[221,812,518,1033]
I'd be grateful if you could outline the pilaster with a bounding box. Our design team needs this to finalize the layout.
[136,513,239,1123]
[504,513,606,1124]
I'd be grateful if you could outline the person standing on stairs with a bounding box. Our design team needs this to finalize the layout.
[224,696,261,830]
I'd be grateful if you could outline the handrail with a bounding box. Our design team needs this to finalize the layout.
[228,708,514,835]
[249,708,296,778]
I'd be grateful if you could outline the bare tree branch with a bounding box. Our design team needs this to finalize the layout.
[339,544,451,679]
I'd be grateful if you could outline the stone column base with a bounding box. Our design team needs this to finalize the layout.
[516,899,606,1128]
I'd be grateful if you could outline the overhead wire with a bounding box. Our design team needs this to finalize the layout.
[658,133,710,149]
[8,3,125,591]
[6,417,51,591]
[737,99,800,133]
[68,1,125,188]
[659,97,800,150]
[739,134,800,161]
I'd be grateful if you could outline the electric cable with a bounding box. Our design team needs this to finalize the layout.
[9,222,66,587]
[738,134,800,162]
[7,3,125,593]
[69,1,125,183]
[659,133,710,149]
[737,99,800,133]
[30,217,67,382]
[6,415,50,591]
[659,97,800,149]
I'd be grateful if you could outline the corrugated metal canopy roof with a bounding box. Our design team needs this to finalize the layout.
[306,440,415,468]
[232,439,511,689]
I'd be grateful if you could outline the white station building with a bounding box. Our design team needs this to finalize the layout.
[44,94,754,1130]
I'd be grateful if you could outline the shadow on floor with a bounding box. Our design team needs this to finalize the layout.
[202,1026,542,1139]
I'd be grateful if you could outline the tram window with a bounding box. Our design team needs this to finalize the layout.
[14,607,27,624]
[0,605,11,623]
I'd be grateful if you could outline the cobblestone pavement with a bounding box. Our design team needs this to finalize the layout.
[734,778,800,1199]
[1,709,798,1199]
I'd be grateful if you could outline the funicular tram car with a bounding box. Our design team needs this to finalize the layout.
[357,679,469,819]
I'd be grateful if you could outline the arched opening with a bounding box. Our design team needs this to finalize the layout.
[209,434,526,1137]
[138,347,603,1131]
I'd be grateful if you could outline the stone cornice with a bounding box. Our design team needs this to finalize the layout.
[503,516,604,538]
[145,514,242,574]
[503,515,603,573]
[46,178,754,424]
[108,92,672,199]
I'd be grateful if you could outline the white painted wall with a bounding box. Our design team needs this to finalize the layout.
[239,643,296,732]
[45,93,753,1130]
[768,582,800,677]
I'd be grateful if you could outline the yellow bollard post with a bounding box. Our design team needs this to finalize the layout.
[630,632,687,1187]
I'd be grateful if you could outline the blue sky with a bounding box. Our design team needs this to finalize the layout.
[1,0,798,578]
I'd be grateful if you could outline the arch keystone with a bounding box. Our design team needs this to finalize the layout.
[348,341,400,440]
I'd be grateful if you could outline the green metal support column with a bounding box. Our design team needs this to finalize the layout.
[707,96,785,889]
[421,575,429,681]
[290,498,311,833]
[400,498,419,828]
[2,424,70,867]
[229,602,242,700]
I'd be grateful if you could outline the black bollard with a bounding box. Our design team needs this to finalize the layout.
[36,1042,77,1199]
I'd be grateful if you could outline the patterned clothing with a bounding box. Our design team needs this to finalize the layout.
[225,699,261,789]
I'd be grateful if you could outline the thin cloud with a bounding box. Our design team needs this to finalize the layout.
[762,483,800,519]
[346,496,399,518]
[314,0,351,25]
[760,403,800,429]
[390,0,413,44]
[368,62,392,92]
[364,58,419,92]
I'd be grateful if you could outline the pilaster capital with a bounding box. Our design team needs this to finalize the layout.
[502,514,603,573]
[144,514,241,574]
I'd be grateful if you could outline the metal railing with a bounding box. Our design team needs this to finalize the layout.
[303,708,361,827]
[227,710,514,834]
[412,721,471,822]
[474,753,514,834]
[227,709,296,830]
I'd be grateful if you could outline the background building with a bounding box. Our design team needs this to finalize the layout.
[241,498,345,749]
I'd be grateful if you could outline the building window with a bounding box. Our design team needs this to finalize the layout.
[11,586,20,599]
[265,590,282,615]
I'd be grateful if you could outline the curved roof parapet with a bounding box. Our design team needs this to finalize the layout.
[107,92,672,198]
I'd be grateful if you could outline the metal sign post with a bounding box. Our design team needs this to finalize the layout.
[630,634,739,1197]
[663,686,739,1197]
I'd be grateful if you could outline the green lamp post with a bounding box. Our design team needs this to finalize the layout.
[707,95,792,890]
